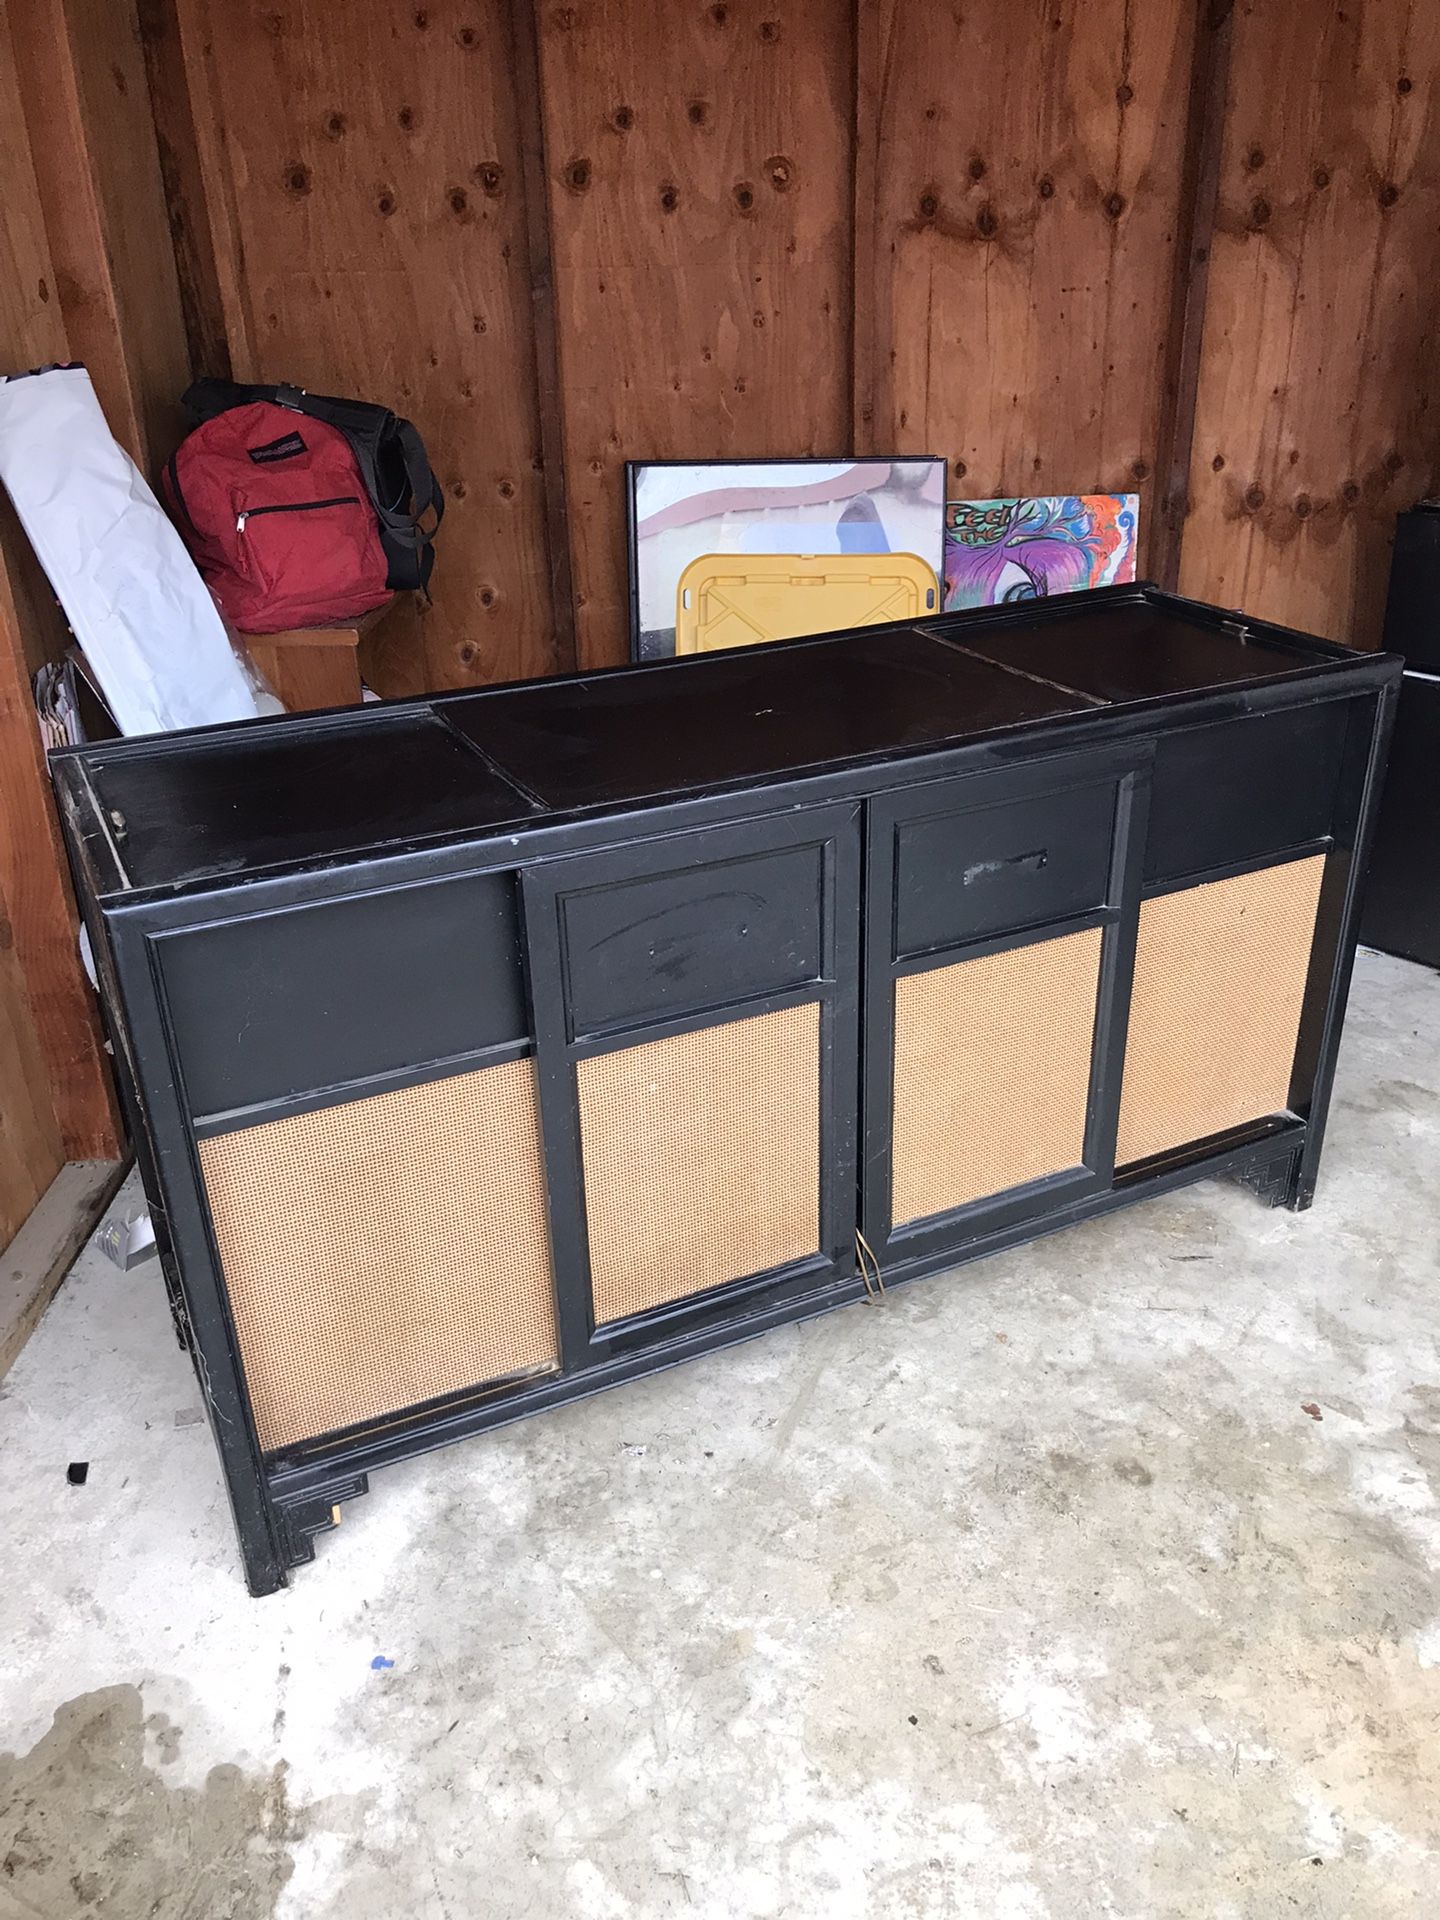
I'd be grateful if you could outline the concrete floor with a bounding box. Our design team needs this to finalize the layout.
[1,948,1438,1920]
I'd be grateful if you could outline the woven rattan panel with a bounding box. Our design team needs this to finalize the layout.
[577,1001,821,1324]
[198,1057,558,1451]
[1116,854,1326,1165]
[891,926,1104,1226]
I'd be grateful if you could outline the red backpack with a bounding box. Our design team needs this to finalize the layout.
[162,383,442,633]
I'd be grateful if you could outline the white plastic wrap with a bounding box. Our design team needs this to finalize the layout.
[0,366,264,735]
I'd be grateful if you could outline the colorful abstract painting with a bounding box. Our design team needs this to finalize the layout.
[943,494,1139,610]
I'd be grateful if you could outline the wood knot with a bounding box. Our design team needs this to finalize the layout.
[1244,484,1266,511]
[660,182,680,212]
[953,459,967,478]
[1379,181,1399,207]
[1116,82,1133,106]
[766,155,792,190]
[565,157,591,192]
[1384,450,1405,473]
[1131,460,1149,481]
[451,480,468,500]
[613,104,634,130]
[1246,145,1265,170]
[324,112,346,140]
[733,181,755,212]
[759,18,780,42]
[398,106,416,130]
[709,2,727,21]
[499,479,516,499]
[285,162,312,196]
[968,156,986,181]
[474,162,503,196]
[1294,494,1313,519]
[976,202,998,238]
[479,586,497,608]
[918,191,938,220]
[1342,480,1360,503]
[377,191,396,216]
[448,187,469,216]
[1397,74,1412,94]
[1249,195,1271,228]
[687,100,708,125]
[456,23,478,47]
[1212,453,1225,472]
[1313,167,1331,189]
[1037,175,1055,200]
[1103,191,1126,221]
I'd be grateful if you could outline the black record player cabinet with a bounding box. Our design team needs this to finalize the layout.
[52,586,1399,1593]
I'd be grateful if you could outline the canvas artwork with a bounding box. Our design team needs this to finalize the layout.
[943,494,1139,610]
[627,458,947,659]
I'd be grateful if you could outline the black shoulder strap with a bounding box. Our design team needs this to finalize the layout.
[180,378,444,592]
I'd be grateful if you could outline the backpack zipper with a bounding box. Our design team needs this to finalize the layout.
[235,494,361,533]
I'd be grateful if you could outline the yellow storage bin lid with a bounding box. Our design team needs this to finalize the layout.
[675,551,940,656]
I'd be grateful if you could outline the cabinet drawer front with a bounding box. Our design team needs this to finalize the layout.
[555,840,827,1039]
[891,778,1118,958]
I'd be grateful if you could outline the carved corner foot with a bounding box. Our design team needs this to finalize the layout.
[273,1472,371,1571]
[1229,1146,1304,1211]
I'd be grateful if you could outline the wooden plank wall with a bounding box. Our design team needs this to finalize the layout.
[533,0,855,668]
[855,0,1199,575]
[0,0,137,1248]
[1179,0,1440,647]
[139,0,1439,680]
[152,0,561,693]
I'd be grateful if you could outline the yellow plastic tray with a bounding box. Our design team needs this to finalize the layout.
[674,551,940,655]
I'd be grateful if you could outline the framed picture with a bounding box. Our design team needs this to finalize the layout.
[943,494,1139,610]
[626,457,947,660]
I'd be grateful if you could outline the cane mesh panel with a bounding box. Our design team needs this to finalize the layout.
[1116,855,1325,1165]
[578,1001,821,1324]
[891,927,1103,1226]
[197,1057,558,1451]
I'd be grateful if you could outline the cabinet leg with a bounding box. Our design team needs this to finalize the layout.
[1228,1146,1305,1211]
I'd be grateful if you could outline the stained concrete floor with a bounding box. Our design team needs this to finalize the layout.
[1,948,1438,1920]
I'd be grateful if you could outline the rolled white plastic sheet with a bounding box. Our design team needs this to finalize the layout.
[0,366,263,735]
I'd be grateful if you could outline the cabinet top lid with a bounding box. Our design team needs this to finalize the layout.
[57,584,1394,897]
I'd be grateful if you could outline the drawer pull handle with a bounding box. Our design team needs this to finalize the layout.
[962,847,1048,886]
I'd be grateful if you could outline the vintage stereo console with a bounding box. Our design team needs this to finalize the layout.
[53,585,1399,1593]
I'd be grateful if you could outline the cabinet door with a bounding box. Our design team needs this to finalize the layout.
[1116,700,1357,1169]
[522,805,861,1359]
[863,749,1150,1265]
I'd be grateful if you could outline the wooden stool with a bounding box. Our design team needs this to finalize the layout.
[246,605,393,713]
